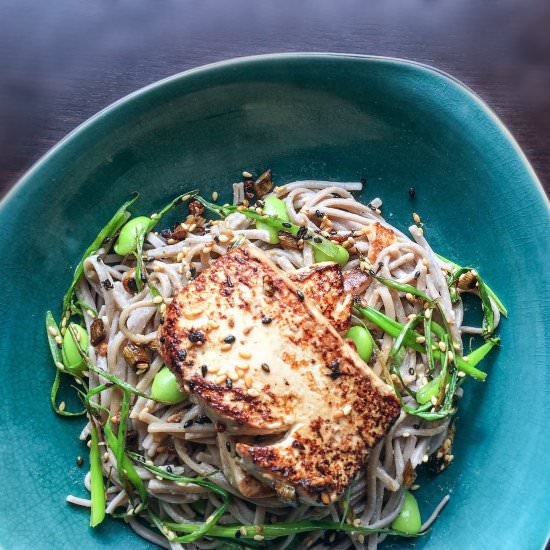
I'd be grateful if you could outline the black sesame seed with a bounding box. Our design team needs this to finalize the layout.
[292,440,305,450]
[261,316,272,324]
[226,378,233,389]
[176,349,187,361]
[367,202,376,210]
[296,290,305,301]
[184,419,194,428]
[201,365,208,377]
[235,530,241,539]
[413,424,420,430]
[297,226,308,239]
[159,317,164,325]
[188,330,205,343]
[101,279,114,290]
[409,186,416,199]
[313,236,322,243]
[414,271,421,280]
[226,441,231,452]
[261,363,270,373]
[195,415,212,424]
[159,336,166,343]
[166,465,173,473]
[76,456,84,467]
[303,233,312,240]
[315,209,324,218]
[224,335,236,344]
[282,222,292,228]
[360,177,367,185]
[408,367,415,375]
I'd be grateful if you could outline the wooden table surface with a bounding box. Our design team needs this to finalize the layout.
[1,0,549,198]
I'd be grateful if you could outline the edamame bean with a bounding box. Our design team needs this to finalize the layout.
[62,323,89,374]
[256,196,289,244]
[345,325,374,362]
[391,491,422,534]
[151,367,188,404]
[114,216,151,255]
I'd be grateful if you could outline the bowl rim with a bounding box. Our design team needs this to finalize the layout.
[0,52,548,213]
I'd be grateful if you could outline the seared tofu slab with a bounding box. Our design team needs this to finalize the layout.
[159,245,400,504]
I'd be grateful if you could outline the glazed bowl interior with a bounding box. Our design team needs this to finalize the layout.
[0,53,548,550]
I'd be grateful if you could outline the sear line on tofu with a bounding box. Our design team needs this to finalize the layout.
[159,244,400,505]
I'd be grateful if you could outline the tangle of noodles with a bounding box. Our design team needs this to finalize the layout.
[64,179,499,549]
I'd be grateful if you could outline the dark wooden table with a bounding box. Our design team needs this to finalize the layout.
[1,0,549,198]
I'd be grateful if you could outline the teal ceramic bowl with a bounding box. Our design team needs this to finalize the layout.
[1,54,549,550]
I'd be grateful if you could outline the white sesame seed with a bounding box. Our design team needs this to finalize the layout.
[413,212,421,224]
[247,388,260,397]
[422,454,429,463]
[458,371,466,378]
[48,326,58,337]
[353,518,362,527]
[447,350,454,361]
[438,341,446,352]
[431,396,438,406]
[55,335,63,345]
[212,191,219,201]
[424,309,431,319]
[415,336,426,344]
[152,295,163,304]
[239,350,252,359]
[55,361,65,370]
[405,292,414,302]
[402,431,410,438]
[242,171,253,179]
[59,401,66,411]
[342,404,352,416]
[218,234,229,243]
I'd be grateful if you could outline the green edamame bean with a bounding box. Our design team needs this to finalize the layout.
[416,373,444,405]
[114,216,151,255]
[151,367,188,404]
[345,325,374,362]
[62,323,89,374]
[256,196,290,244]
[391,491,422,534]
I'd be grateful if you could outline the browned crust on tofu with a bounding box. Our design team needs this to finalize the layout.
[367,223,397,262]
[289,263,352,333]
[159,244,400,503]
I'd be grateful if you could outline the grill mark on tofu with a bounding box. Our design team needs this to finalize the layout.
[159,245,400,503]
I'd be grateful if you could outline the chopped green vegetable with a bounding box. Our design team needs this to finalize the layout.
[45,312,86,416]
[256,196,289,244]
[369,271,432,303]
[89,424,106,527]
[162,518,421,542]
[62,323,89,374]
[345,325,374,362]
[194,196,350,266]
[437,253,507,317]
[62,194,139,317]
[416,373,445,405]
[391,491,421,535]
[151,367,188,404]
[356,306,487,380]
[129,453,231,543]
